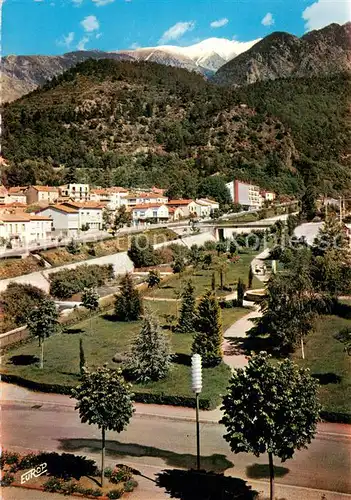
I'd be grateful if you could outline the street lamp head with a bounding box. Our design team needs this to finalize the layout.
[191,353,202,393]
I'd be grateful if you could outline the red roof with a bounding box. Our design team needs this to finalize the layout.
[168,199,193,206]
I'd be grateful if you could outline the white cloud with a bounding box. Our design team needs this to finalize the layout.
[261,12,275,27]
[81,14,99,32]
[57,31,75,48]
[96,32,102,39]
[210,18,229,29]
[92,0,114,6]
[302,0,349,31]
[159,21,195,44]
[72,0,83,5]
[77,36,89,50]
[130,42,140,49]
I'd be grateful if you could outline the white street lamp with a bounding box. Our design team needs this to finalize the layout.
[191,354,202,470]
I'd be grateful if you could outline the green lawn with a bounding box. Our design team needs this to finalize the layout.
[148,253,262,299]
[292,315,351,415]
[2,301,248,408]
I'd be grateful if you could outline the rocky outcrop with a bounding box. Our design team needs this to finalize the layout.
[213,22,351,86]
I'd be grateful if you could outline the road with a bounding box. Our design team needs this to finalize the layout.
[1,384,351,498]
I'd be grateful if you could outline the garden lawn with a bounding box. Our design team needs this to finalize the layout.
[293,315,351,416]
[148,252,262,299]
[1,301,247,408]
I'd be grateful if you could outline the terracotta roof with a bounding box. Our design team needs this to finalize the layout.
[168,199,193,206]
[29,215,52,221]
[91,188,109,195]
[0,213,51,222]
[63,201,105,209]
[32,185,59,193]
[8,187,27,194]
[37,204,79,214]
[108,187,128,193]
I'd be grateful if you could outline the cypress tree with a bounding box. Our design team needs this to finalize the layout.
[248,266,254,289]
[176,280,196,333]
[129,310,172,382]
[115,273,143,321]
[192,292,223,367]
[79,337,86,374]
[237,278,246,307]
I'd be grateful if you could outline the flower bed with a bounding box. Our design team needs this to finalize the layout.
[1,450,138,499]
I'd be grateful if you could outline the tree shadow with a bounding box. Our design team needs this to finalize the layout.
[8,354,39,366]
[156,469,258,500]
[312,373,342,385]
[226,336,274,357]
[64,328,84,335]
[58,439,233,472]
[172,353,192,366]
[246,463,289,479]
[101,313,118,322]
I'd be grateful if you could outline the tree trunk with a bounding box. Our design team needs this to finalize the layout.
[101,426,105,488]
[268,452,274,500]
[39,338,44,370]
[301,337,305,360]
[220,271,223,290]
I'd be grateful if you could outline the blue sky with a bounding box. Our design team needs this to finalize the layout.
[2,0,349,56]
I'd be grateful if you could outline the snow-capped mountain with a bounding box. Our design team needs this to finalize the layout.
[118,37,260,72]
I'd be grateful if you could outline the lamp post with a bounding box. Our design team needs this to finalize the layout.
[191,353,202,470]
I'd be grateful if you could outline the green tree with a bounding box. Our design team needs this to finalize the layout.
[71,365,134,487]
[215,256,228,290]
[192,292,223,367]
[115,273,143,321]
[146,270,161,288]
[79,337,86,374]
[256,261,316,357]
[248,266,254,289]
[0,282,46,328]
[111,206,131,235]
[211,272,216,292]
[221,352,320,500]
[66,238,81,255]
[128,310,172,382]
[335,328,351,356]
[81,287,100,334]
[198,176,231,206]
[27,298,60,369]
[237,278,245,307]
[128,235,156,268]
[172,256,186,275]
[189,244,201,267]
[176,280,197,333]
[102,208,111,231]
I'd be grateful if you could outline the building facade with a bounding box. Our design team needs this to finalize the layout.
[26,186,59,205]
[226,180,263,210]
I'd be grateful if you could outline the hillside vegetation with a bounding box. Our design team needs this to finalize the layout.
[2,59,350,196]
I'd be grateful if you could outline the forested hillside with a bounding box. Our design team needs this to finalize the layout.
[2,59,350,197]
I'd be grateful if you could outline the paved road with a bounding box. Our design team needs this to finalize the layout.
[1,384,351,497]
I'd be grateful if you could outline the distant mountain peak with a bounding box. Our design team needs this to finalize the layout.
[212,22,350,87]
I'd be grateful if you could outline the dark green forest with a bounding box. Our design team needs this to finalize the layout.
[2,59,350,197]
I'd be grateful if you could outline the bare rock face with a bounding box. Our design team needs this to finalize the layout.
[212,22,351,86]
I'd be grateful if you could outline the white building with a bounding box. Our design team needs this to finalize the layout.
[126,192,168,207]
[131,204,169,224]
[37,201,104,235]
[59,183,90,201]
[226,180,263,210]
[26,185,59,205]
[90,187,129,210]
[167,199,198,218]
[0,214,53,244]
[194,198,220,218]
[6,187,27,205]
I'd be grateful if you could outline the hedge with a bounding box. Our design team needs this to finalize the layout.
[0,373,213,410]
[49,263,114,299]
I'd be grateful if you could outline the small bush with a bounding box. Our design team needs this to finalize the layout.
[19,452,38,470]
[43,477,64,492]
[104,466,113,478]
[110,465,133,484]
[1,450,20,468]
[77,486,102,497]
[107,489,125,499]
[124,479,138,492]
[0,472,14,486]
[61,481,78,495]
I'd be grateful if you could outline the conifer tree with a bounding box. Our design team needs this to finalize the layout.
[176,280,196,333]
[192,292,223,367]
[248,266,254,289]
[79,337,86,375]
[237,278,245,307]
[128,310,172,383]
[115,273,143,321]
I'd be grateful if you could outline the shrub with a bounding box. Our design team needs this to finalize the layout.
[43,477,64,492]
[115,273,143,321]
[110,465,133,484]
[107,489,125,499]
[19,453,38,470]
[0,282,46,327]
[77,487,102,497]
[0,472,14,486]
[49,264,114,299]
[124,479,138,492]
[0,450,20,468]
[60,481,78,495]
[128,235,157,268]
[104,466,113,478]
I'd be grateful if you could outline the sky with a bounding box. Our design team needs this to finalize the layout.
[2,0,350,56]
